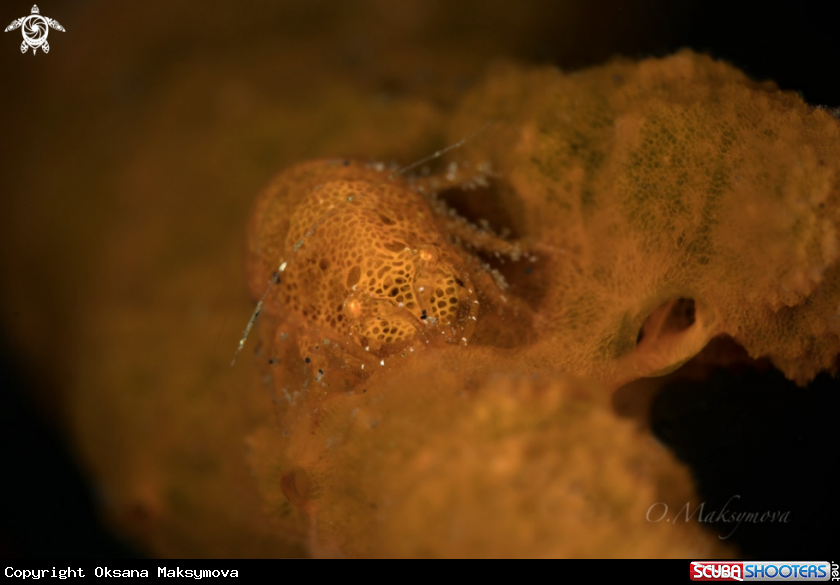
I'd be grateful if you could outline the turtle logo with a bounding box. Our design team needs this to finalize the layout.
[5,5,65,55]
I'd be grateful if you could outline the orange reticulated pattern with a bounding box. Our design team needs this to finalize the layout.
[246,161,481,373]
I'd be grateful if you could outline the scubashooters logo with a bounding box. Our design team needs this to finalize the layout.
[4,5,65,54]
[690,561,832,581]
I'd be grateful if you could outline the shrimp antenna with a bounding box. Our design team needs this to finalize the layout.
[230,120,495,366]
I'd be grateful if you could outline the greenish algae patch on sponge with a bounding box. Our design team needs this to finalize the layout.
[244,50,839,556]
[449,50,840,385]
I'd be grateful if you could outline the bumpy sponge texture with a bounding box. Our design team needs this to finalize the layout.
[449,50,840,384]
[247,351,729,558]
[244,51,840,557]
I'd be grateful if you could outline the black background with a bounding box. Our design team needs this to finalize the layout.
[1,0,838,559]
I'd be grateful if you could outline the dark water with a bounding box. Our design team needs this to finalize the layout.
[1,0,838,559]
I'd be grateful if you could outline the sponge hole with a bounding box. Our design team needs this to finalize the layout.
[635,297,714,378]
[636,298,695,345]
